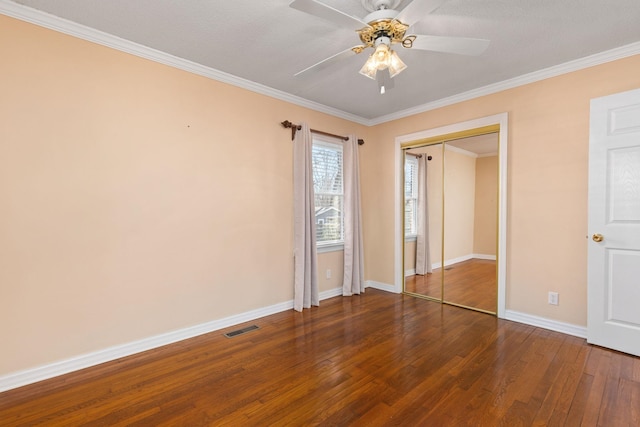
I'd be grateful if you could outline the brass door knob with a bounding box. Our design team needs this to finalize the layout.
[592,233,604,242]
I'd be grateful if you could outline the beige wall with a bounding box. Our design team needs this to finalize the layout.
[405,149,497,270]
[362,55,640,327]
[404,240,416,271]
[0,16,367,375]
[473,155,498,256]
[443,148,476,261]
[2,12,640,379]
[318,250,345,290]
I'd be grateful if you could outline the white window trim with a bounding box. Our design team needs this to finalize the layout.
[317,242,344,253]
[312,134,345,248]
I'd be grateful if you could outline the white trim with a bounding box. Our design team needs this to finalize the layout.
[445,144,478,158]
[1,0,639,126]
[317,243,344,254]
[473,253,497,261]
[0,287,343,393]
[442,254,474,267]
[370,41,640,125]
[394,139,404,293]
[430,253,496,270]
[0,0,368,126]
[394,113,508,318]
[319,287,343,300]
[365,280,398,293]
[404,268,416,277]
[478,152,499,158]
[505,310,587,339]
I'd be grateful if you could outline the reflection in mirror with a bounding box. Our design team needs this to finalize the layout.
[403,144,443,301]
[442,134,499,313]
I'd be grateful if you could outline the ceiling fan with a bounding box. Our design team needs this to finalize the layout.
[290,0,490,92]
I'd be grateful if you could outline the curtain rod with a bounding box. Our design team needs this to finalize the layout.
[281,120,364,145]
[406,152,432,161]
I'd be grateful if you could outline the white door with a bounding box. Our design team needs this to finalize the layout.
[588,88,640,357]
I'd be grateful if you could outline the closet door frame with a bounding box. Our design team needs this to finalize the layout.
[394,113,508,319]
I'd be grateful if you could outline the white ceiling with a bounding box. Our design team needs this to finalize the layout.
[5,0,640,122]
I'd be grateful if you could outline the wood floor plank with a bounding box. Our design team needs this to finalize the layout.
[532,337,590,426]
[405,258,497,312]
[1,290,639,426]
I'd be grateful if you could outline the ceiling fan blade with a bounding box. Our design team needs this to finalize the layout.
[395,0,447,26]
[290,0,369,31]
[294,46,362,77]
[409,35,490,55]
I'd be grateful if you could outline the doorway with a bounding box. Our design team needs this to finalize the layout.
[394,113,508,318]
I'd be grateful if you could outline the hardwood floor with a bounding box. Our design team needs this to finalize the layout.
[1,290,639,426]
[405,258,497,313]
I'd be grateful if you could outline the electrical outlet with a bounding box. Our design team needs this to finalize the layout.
[548,291,559,305]
[326,269,331,280]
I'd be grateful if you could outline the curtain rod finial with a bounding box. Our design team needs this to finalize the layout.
[281,120,301,140]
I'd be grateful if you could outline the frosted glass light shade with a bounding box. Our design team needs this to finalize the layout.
[388,50,407,78]
[359,43,407,80]
[359,54,379,79]
[372,43,390,67]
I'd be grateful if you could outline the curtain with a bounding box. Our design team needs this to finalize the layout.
[342,135,365,296]
[293,123,319,311]
[415,155,432,275]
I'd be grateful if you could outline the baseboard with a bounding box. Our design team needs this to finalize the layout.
[444,254,472,267]
[505,310,587,339]
[0,287,344,393]
[473,253,497,261]
[430,254,473,270]
[319,287,343,300]
[406,255,494,277]
[427,254,496,271]
[7,289,584,393]
[365,280,397,293]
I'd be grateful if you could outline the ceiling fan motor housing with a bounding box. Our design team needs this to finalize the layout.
[363,9,399,24]
[357,17,409,48]
[375,36,392,47]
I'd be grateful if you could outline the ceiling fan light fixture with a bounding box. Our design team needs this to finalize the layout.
[372,42,390,67]
[387,49,407,78]
[359,53,380,79]
[359,42,407,80]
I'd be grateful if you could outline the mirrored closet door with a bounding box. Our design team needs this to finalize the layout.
[403,132,499,315]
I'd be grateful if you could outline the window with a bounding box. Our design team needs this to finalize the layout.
[312,137,344,247]
[404,156,419,237]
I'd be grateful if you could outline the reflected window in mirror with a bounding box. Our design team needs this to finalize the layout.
[404,155,419,240]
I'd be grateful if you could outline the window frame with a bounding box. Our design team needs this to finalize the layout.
[404,155,419,240]
[312,135,345,253]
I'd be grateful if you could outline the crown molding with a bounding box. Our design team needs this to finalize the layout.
[2,0,639,127]
[370,41,640,125]
[0,0,369,126]
[445,144,478,158]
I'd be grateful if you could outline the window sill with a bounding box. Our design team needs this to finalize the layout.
[317,243,344,253]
